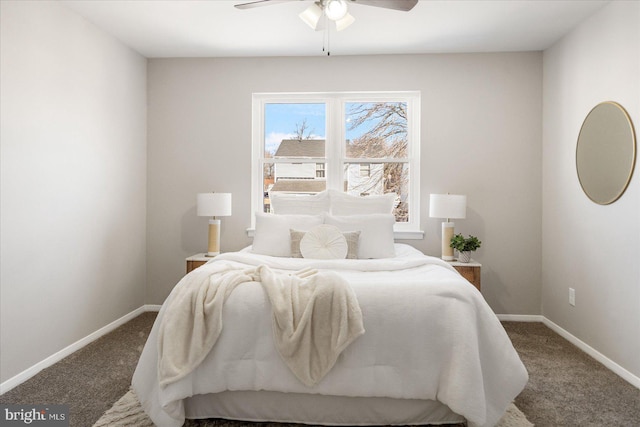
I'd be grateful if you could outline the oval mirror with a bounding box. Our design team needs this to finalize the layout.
[576,101,636,205]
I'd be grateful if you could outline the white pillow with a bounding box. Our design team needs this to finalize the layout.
[329,190,397,215]
[270,191,330,215]
[291,229,360,259]
[299,225,348,260]
[324,214,396,259]
[252,212,323,257]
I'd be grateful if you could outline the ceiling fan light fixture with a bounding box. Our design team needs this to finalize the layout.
[335,12,355,31]
[324,0,348,21]
[299,2,324,30]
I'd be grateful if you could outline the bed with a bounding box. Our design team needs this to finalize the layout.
[132,192,528,427]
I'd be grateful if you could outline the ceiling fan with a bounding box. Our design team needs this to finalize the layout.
[234,0,419,32]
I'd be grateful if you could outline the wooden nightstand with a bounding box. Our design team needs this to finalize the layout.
[449,260,481,291]
[186,253,214,274]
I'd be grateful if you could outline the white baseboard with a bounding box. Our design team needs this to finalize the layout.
[496,314,639,389]
[541,317,640,389]
[497,314,544,322]
[0,306,148,395]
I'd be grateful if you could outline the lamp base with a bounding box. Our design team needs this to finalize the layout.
[441,221,455,261]
[207,219,221,257]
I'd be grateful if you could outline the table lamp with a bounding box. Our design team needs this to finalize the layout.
[197,192,232,256]
[429,194,467,261]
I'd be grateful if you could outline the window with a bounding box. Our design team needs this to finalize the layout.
[359,163,371,177]
[252,92,421,237]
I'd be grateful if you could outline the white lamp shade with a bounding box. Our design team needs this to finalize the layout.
[429,194,467,219]
[197,193,232,217]
[299,3,324,30]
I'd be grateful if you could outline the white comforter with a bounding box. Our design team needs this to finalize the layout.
[132,244,528,427]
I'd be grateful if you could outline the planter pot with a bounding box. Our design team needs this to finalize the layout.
[457,251,471,263]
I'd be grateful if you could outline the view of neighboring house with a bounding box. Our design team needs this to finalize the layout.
[264,139,327,212]
[344,162,384,196]
[265,138,386,211]
[270,139,326,194]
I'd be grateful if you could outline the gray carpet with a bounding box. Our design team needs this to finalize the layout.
[0,312,155,427]
[504,322,640,426]
[1,312,639,426]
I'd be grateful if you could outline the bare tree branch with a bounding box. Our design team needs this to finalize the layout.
[294,119,315,142]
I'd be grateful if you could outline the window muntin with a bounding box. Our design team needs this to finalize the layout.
[252,92,420,234]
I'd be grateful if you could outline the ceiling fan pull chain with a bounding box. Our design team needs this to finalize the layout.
[321,14,330,56]
[326,15,331,56]
[322,25,326,54]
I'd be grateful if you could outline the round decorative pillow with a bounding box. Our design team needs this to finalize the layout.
[299,224,348,259]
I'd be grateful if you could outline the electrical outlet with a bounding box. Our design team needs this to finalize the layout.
[569,288,576,306]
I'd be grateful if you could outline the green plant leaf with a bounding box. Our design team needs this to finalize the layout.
[450,233,482,251]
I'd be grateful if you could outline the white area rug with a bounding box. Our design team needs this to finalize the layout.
[94,389,533,427]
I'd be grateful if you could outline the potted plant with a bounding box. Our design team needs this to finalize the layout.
[450,233,482,263]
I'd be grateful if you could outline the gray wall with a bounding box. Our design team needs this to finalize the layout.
[542,1,640,378]
[146,52,543,312]
[0,1,147,384]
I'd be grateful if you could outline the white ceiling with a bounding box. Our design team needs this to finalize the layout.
[60,0,610,58]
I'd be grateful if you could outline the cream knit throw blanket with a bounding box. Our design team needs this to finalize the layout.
[158,264,364,388]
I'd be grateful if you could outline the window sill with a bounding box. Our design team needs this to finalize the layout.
[393,230,424,240]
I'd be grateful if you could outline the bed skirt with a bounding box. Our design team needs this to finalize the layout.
[184,390,465,425]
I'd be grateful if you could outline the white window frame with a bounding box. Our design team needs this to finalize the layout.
[250,91,422,239]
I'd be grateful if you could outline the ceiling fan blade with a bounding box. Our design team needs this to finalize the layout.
[350,0,418,12]
[234,0,299,10]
